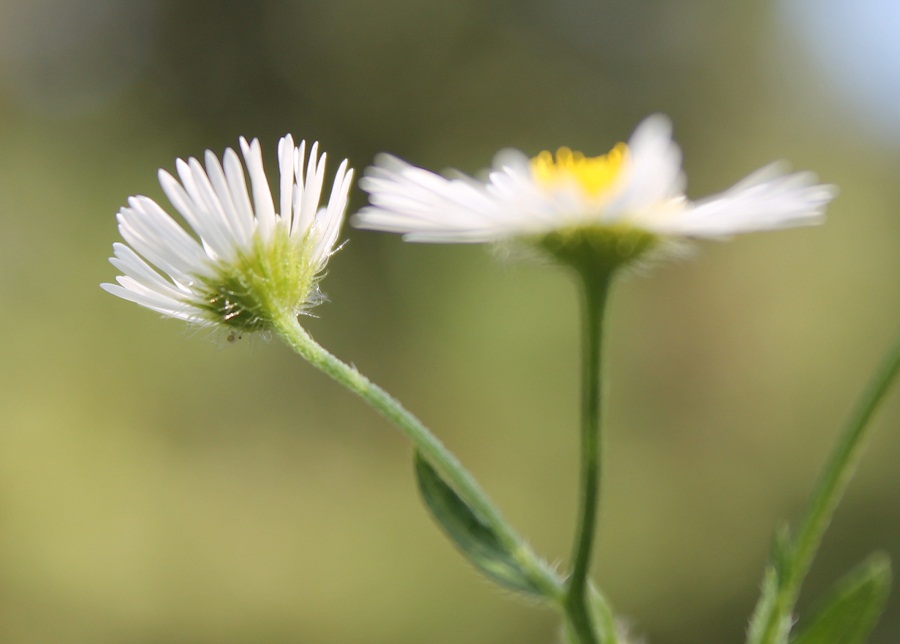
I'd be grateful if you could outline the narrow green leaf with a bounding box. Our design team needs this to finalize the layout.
[747,566,790,644]
[772,523,794,582]
[791,554,891,644]
[414,451,547,597]
[746,524,794,644]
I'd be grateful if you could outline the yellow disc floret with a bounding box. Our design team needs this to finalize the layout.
[531,143,628,197]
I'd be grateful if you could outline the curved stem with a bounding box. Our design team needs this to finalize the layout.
[564,275,613,644]
[271,312,566,602]
[755,332,900,643]
[790,334,900,592]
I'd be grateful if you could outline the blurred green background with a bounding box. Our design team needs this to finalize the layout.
[1,1,898,642]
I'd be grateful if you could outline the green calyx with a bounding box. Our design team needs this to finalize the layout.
[194,226,319,332]
[537,224,660,282]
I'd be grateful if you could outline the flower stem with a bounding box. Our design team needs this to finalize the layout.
[271,312,566,603]
[756,332,900,644]
[564,273,613,644]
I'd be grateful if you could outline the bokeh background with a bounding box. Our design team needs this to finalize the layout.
[1,1,899,642]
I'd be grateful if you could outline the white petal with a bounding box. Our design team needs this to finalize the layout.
[297,142,325,236]
[240,137,277,240]
[278,135,295,229]
[116,197,207,283]
[222,147,257,238]
[110,243,192,299]
[203,149,253,248]
[102,282,210,323]
[356,154,505,241]
[311,162,352,266]
[174,158,235,259]
[605,114,685,220]
[661,166,837,237]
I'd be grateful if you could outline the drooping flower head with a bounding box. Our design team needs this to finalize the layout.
[102,136,353,333]
[355,115,835,276]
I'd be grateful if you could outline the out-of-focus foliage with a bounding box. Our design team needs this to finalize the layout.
[0,1,897,642]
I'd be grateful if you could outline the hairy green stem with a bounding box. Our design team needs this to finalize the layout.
[272,312,566,602]
[564,274,613,644]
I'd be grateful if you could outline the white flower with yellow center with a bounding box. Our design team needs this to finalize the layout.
[102,136,353,332]
[355,115,835,273]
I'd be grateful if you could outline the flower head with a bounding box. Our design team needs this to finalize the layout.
[355,115,835,274]
[102,136,353,332]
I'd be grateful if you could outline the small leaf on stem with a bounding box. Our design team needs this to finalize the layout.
[790,554,891,644]
[414,451,548,597]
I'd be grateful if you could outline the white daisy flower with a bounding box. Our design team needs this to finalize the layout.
[102,136,354,332]
[355,115,835,272]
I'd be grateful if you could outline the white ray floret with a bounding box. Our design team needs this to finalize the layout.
[102,136,354,330]
[354,115,836,248]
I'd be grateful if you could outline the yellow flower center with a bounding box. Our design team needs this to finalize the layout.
[530,143,628,196]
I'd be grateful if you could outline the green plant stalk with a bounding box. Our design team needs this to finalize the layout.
[564,273,614,644]
[756,333,900,644]
[271,312,566,602]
